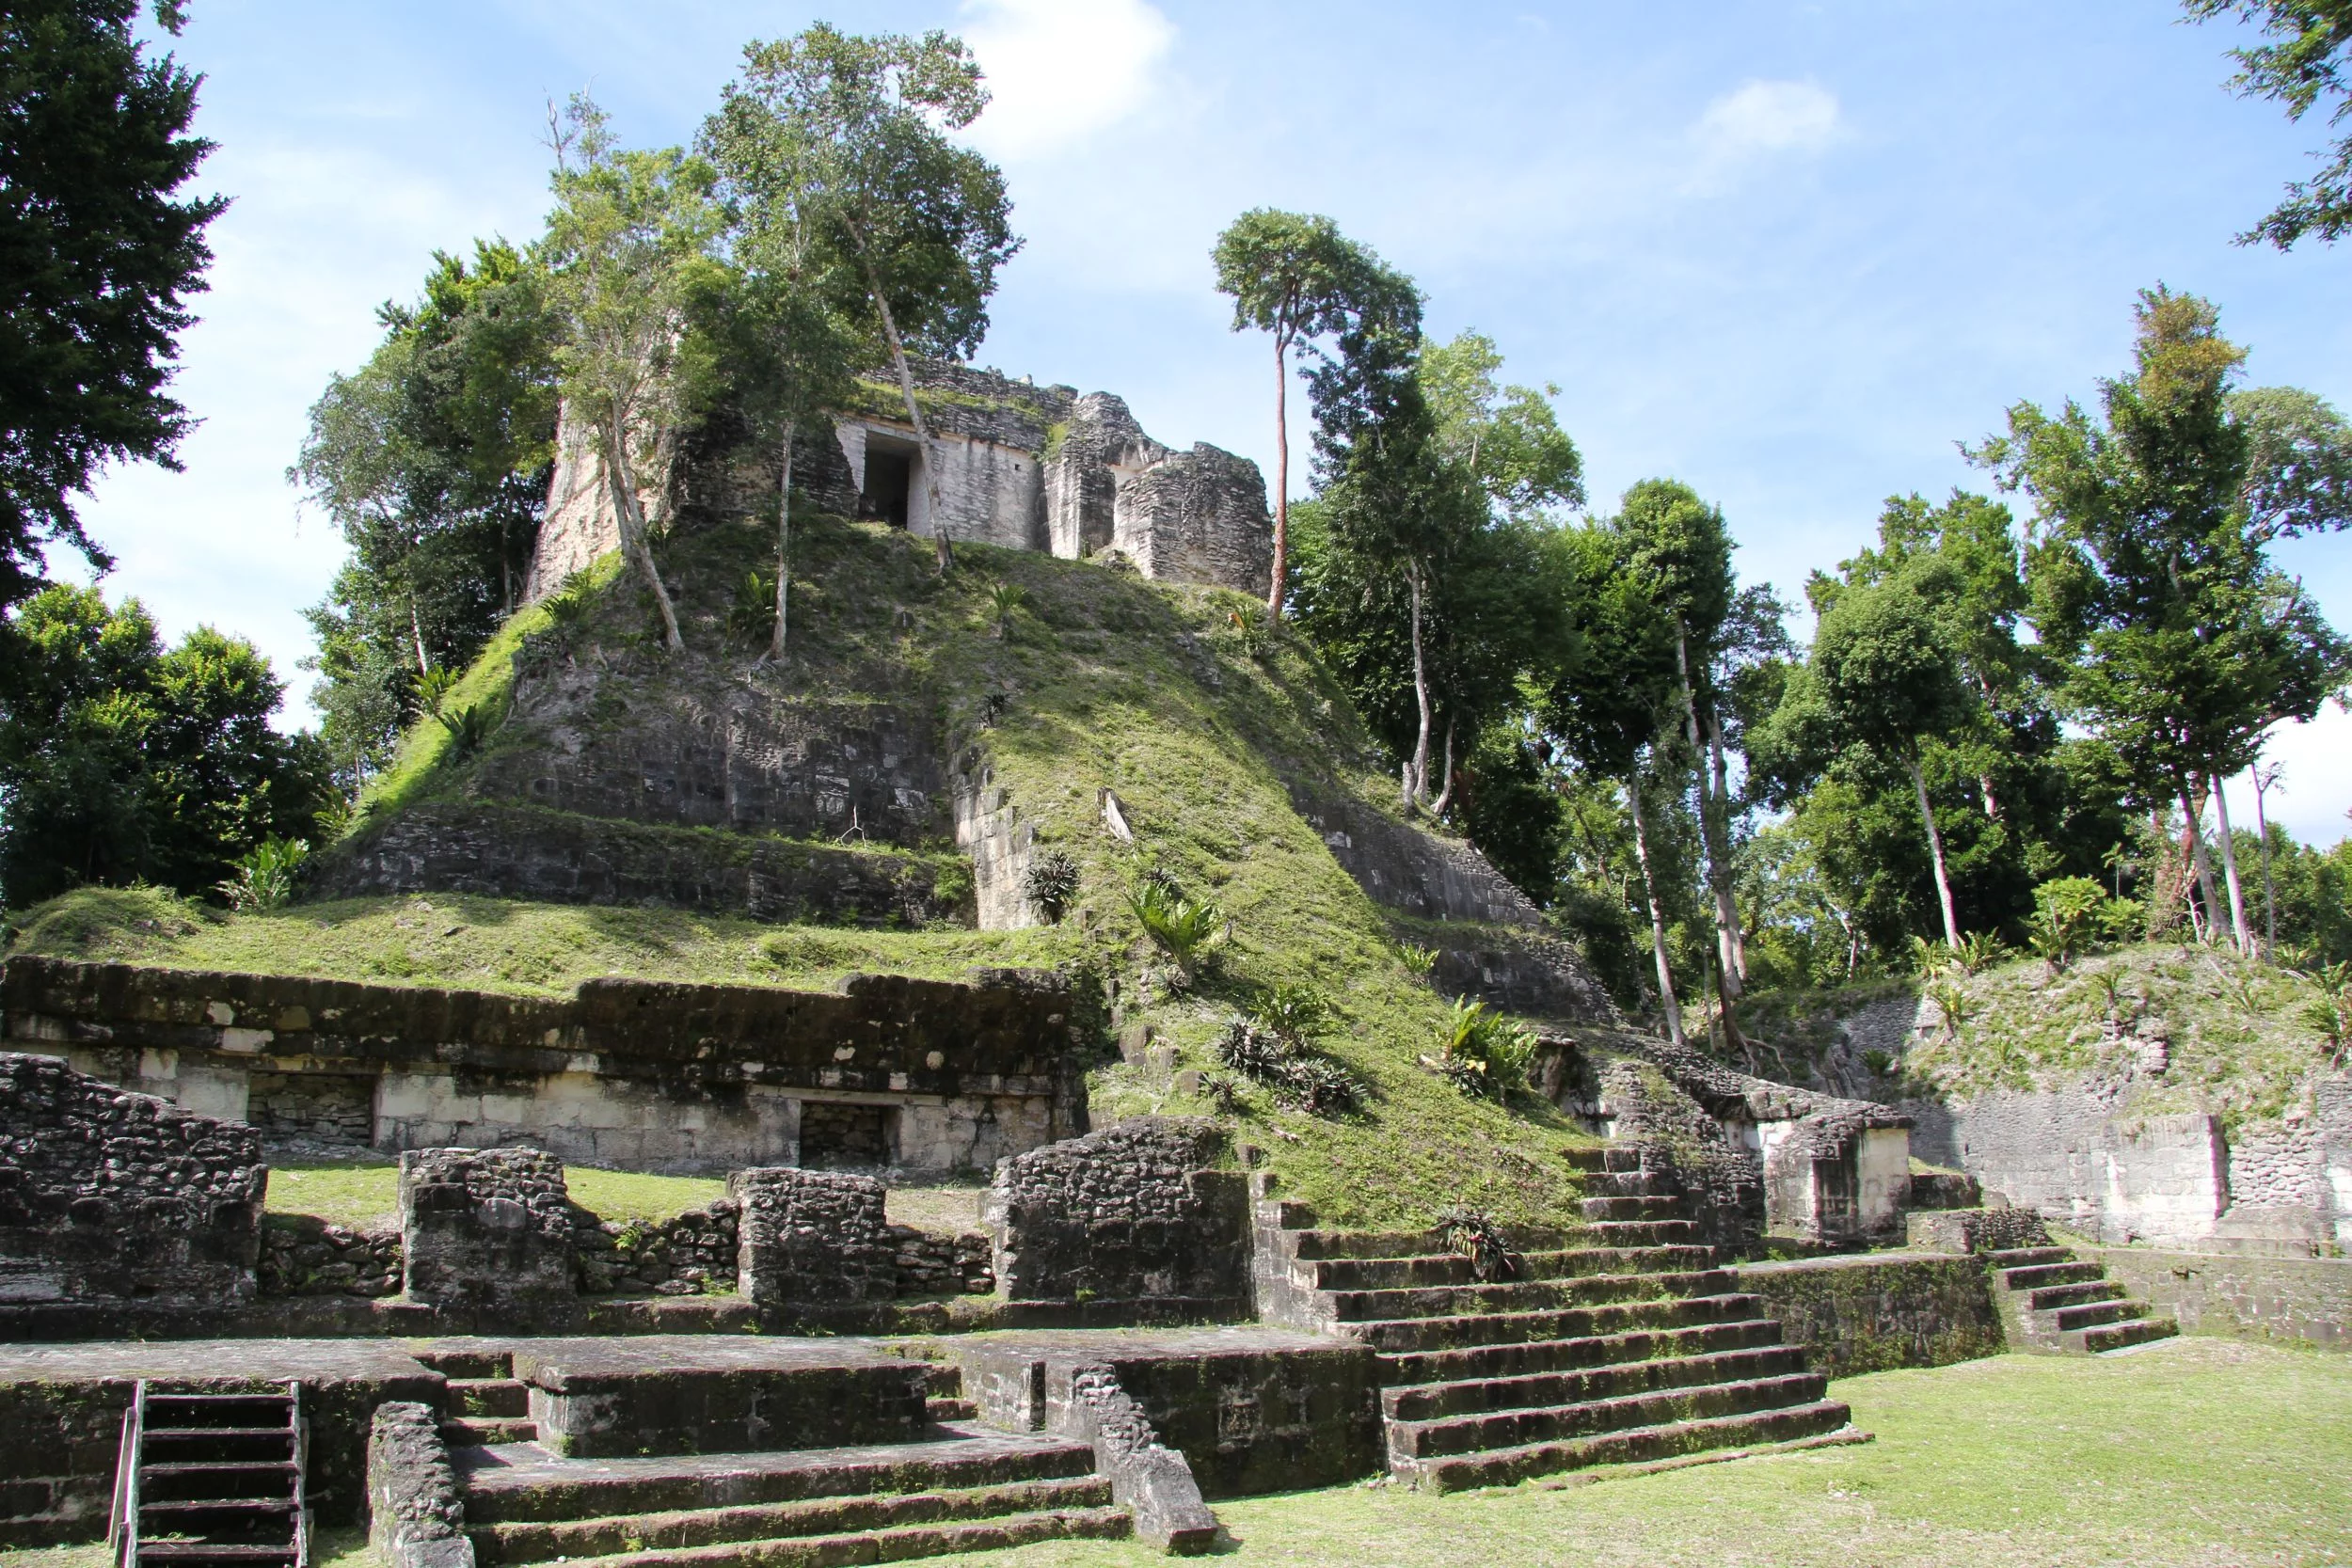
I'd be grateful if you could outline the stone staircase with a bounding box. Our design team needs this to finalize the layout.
[112,1385,310,1568]
[1989,1244,2179,1354]
[1257,1148,1852,1491]
[453,1427,1129,1568]
[420,1351,539,1448]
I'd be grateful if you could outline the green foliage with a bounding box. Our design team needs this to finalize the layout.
[981,577,1027,640]
[1246,983,1332,1046]
[0,585,333,906]
[1434,997,1538,1100]
[217,835,308,912]
[2186,0,2352,248]
[0,0,226,611]
[1211,1015,1366,1118]
[1125,878,1222,973]
[2305,959,2350,1062]
[1021,847,1080,922]
[726,567,779,644]
[1434,1204,1523,1280]
[2027,875,2137,969]
[294,240,558,789]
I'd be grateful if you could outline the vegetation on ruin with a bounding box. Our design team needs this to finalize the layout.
[13,510,1611,1227]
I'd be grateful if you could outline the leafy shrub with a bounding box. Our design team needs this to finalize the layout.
[1397,942,1438,979]
[2307,960,2349,1063]
[2029,876,2135,969]
[1023,848,1081,922]
[217,837,309,911]
[1225,606,1275,660]
[727,567,778,644]
[1862,1048,1895,1077]
[1212,1015,1365,1118]
[982,578,1028,640]
[1247,983,1331,1046]
[1433,997,1538,1101]
[1127,879,1222,973]
[1925,975,1972,1041]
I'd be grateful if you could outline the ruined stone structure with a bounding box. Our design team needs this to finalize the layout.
[528,361,1272,601]
[731,1166,898,1309]
[4,956,1089,1178]
[399,1148,578,1311]
[986,1118,1252,1319]
[0,1051,264,1307]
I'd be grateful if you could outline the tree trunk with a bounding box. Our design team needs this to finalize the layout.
[1268,331,1290,620]
[766,418,796,662]
[2179,780,2221,944]
[859,254,951,576]
[1675,625,1745,1044]
[605,420,685,653]
[2209,770,2250,956]
[1429,714,1458,816]
[1407,561,1433,807]
[1706,714,1750,985]
[1626,773,1684,1046]
[1905,749,1961,950]
[408,597,430,676]
[2253,764,2280,960]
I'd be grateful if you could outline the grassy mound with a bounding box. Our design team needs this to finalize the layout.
[9,512,1609,1228]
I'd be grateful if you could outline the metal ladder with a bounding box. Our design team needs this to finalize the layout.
[110,1382,310,1568]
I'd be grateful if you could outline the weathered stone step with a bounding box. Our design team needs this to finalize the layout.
[1985,1246,2072,1269]
[457,1433,1101,1525]
[1327,1268,1736,1324]
[1376,1318,1788,1387]
[1386,1371,1830,1461]
[2074,1316,2179,1354]
[1283,1226,1589,1262]
[1309,1245,1713,1292]
[926,1398,978,1422]
[1579,1196,1682,1223]
[450,1379,531,1418]
[1577,1171,1679,1198]
[2047,1297,2147,1333]
[1998,1261,2101,1292]
[1394,1399,1852,1492]
[470,1477,1119,1565]
[513,1506,1134,1568]
[1382,1344,1811,1422]
[444,1418,538,1448]
[1558,1147,1643,1175]
[2026,1280,2124,1312]
[1583,1220,1701,1247]
[1343,1291,1769,1354]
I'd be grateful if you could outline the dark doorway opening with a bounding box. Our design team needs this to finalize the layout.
[799,1101,893,1169]
[861,445,914,529]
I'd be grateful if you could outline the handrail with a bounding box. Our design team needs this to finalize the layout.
[287,1381,309,1568]
[110,1380,146,1568]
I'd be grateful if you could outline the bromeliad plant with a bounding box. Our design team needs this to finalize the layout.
[1431,998,1538,1101]
[218,836,310,911]
[1127,879,1223,981]
[1212,1015,1367,1119]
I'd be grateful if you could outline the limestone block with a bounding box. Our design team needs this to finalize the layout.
[397,1147,575,1308]
[730,1167,895,1306]
[367,1402,474,1568]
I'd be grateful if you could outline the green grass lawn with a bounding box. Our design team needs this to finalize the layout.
[920,1338,2352,1568]
[263,1159,727,1229]
[4,1339,2342,1568]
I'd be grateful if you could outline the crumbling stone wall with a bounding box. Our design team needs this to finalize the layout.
[0,1052,262,1305]
[8,956,1091,1178]
[398,1148,575,1309]
[259,1216,403,1297]
[575,1199,739,1296]
[987,1117,1250,1313]
[367,1402,472,1568]
[730,1166,896,1307]
[1905,1205,2051,1254]
[885,1223,995,1296]
[1111,445,1272,597]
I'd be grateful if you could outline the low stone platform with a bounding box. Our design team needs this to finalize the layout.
[506,1337,934,1457]
[944,1326,1381,1497]
[0,1338,440,1542]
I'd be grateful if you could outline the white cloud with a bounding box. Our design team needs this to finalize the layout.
[959,0,1176,160]
[1693,78,1844,158]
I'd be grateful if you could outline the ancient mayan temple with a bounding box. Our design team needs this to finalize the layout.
[527,359,1274,601]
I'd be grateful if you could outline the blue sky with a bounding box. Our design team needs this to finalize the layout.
[76,0,2352,841]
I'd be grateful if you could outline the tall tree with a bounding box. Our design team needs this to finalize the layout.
[1213,210,1419,620]
[703,56,869,658]
[1609,481,1758,1035]
[542,96,725,654]
[1542,527,1692,1041]
[292,241,558,785]
[723,25,1020,577]
[0,0,225,610]
[0,584,332,906]
[1977,287,2351,954]
[2186,0,2352,246]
